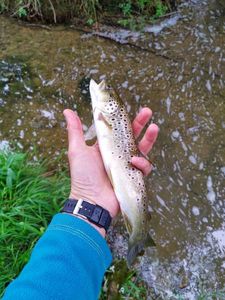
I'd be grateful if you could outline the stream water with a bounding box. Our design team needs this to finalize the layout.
[0,1,224,299]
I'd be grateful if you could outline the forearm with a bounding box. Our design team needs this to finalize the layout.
[2,214,112,300]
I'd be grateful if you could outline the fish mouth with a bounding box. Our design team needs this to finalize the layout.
[90,79,107,95]
[90,79,107,109]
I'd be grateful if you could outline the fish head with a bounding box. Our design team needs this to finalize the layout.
[90,79,121,115]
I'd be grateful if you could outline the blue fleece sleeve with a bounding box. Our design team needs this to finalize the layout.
[2,213,112,300]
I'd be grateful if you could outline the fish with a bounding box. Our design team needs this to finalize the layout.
[89,79,155,266]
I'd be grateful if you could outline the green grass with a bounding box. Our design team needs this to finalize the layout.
[0,150,70,297]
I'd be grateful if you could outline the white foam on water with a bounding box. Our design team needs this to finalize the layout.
[192,206,200,216]
[211,229,225,253]
[221,167,225,175]
[40,110,55,120]
[171,130,180,139]
[166,97,171,114]
[19,130,24,139]
[206,80,212,92]
[0,140,10,151]
[207,176,216,203]
[144,15,180,35]
[189,155,197,165]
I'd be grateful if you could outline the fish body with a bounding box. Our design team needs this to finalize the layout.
[89,79,155,265]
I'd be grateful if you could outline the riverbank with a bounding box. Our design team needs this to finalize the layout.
[0,0,180,29]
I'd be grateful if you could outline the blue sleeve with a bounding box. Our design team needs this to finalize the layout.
[2,213,112,300]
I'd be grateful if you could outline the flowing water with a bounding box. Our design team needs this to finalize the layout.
[0,1,224,298]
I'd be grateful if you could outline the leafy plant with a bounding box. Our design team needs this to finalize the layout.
[0,1,7,13]
[155,0,168,18]
[119,0,132,16]
[87,17,95,25]
[17,6,27,17]
[137,0,153,11]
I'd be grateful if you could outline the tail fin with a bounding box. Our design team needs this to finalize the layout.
[127,233,156,267]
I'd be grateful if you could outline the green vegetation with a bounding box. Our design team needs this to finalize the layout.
[100,260,147,299]
[0,150,70,297]
[0,0,179,28]
[117,0,169,30]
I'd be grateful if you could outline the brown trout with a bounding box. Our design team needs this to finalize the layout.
[89,79,155,265]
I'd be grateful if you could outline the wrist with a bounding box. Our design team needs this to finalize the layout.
[69,191,118,218]
[62,198,112,238]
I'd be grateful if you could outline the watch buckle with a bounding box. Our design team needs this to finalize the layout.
[73,199,87,219]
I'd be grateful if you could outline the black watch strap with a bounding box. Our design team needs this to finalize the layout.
[61,198,112,232]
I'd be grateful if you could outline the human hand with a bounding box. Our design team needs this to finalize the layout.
[63,108,158,235]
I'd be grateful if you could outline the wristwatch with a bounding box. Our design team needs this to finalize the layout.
[61,198,112,232]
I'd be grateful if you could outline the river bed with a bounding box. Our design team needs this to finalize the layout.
[0,1,224,299]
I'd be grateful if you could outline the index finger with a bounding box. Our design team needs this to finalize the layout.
[132,107,152,139]
[63,109,86,153]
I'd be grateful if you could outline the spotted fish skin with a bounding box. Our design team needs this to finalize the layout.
[89,79,155,265]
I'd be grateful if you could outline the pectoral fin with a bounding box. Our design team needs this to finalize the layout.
[84,123,96,141]
[98,112,112,129]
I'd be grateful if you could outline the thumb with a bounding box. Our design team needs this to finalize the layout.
[63,109,85,153]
